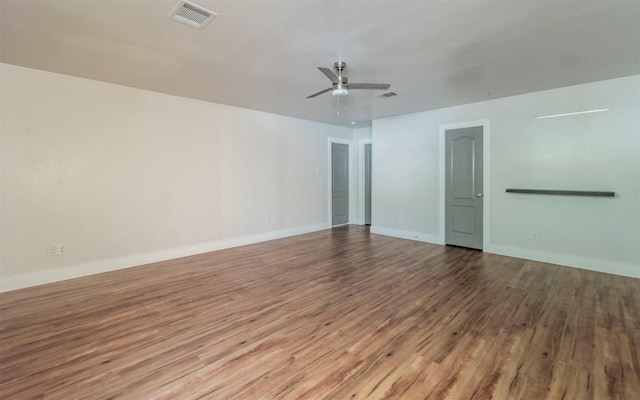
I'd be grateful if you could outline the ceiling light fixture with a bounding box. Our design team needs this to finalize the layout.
[332,83,349,97]
[533,108,609,119]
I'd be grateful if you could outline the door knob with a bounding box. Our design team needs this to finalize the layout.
[475,192,483,198]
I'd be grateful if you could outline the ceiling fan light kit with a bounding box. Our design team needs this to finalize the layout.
[332,84,349,97]
[307,61,390,99]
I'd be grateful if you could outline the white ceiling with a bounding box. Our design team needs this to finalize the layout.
[1,0,639,127]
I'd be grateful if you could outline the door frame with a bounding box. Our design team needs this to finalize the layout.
[328,138,354,227]
[438,120,491,248]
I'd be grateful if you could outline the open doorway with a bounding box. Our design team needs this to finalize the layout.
[364,143,372,225]
[331,142,349,225]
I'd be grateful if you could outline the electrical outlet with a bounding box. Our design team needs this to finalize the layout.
[47,245,56,256]
[532,231,538,239]
[56,244,66,255]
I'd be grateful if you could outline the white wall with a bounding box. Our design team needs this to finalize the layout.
[0,63,353,291]
[372,75,640,278]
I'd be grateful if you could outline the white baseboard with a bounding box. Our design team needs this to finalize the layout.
[0,223,329,292]
[370,226,444,245]
[369,225,638,279]
[484,244,640,279]
[4,224,636,292]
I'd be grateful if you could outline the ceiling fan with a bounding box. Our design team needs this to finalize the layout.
[306,61,390,98]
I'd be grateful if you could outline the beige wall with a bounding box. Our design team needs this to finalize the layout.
[3,63,637,290]
[0,63,353,290]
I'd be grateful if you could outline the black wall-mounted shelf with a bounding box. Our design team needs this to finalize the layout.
[506,189,615,197]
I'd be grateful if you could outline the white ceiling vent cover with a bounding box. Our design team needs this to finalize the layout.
[377,91,398,98]
[169,1,217,29]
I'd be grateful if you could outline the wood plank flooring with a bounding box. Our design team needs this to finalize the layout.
[1,225,639,399]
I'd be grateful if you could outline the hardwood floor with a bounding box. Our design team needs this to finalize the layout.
[1,226,639,399]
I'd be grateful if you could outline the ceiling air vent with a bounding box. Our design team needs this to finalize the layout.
[377,91,398,98]
[169,1,217,29]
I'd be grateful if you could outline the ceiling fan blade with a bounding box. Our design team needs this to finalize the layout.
[318,67,340,84]
[306,87,333,98]
[348,83,391,90]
